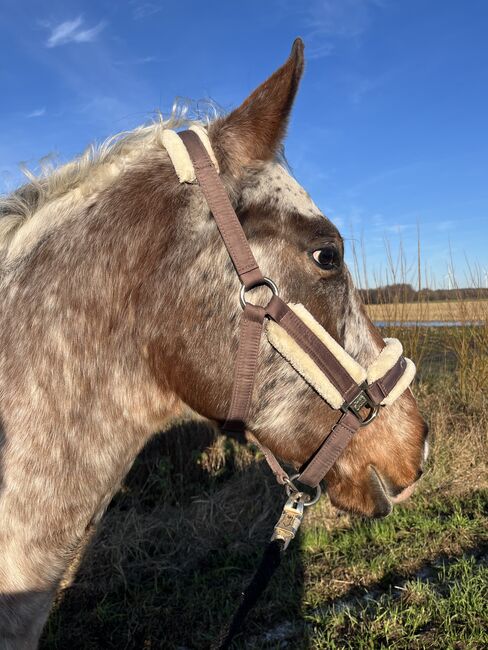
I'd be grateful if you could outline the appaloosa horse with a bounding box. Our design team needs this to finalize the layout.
[0,39,428,648]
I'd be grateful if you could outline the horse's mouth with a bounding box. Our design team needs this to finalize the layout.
[369,434,428,512]
[370,465,421,511]
[389,481,419,504]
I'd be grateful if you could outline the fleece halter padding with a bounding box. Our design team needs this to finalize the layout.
[159,126,220,182]
[368,339,416,405]
[266,303,416,409]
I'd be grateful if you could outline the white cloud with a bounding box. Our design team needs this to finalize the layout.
[384,223,414,234]
[45,16,106,48]
[435,220,456,232]
[286,0,387,59]
[26,108,46,118]
[130,2,162,20]
[114,56,157,66]
[350,76,384,104]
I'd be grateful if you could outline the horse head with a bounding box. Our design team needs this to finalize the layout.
[146,40,428,517]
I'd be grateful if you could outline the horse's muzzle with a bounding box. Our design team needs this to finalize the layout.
[388,423,430,504]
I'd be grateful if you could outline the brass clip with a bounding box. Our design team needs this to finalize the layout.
[271,492,306,550]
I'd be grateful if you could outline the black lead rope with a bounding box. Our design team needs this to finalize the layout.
[214,490,313,648]
[215,538,285,649]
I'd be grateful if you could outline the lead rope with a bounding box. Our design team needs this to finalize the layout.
[216,539,285,650]
[215,489,314,650]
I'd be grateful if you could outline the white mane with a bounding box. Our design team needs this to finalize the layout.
[0,102,219,256]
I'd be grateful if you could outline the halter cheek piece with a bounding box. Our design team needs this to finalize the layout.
[174,129,416,495]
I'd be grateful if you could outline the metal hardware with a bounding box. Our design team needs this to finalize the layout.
[240,277,279,309]
[341,384,380,426]
[360,403,380,425]
[271,492,306,550]
[283,475,300,494]
[284,473,321,507]
[348,389,370,414]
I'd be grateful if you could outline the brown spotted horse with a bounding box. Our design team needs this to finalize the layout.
[0,39,428,648]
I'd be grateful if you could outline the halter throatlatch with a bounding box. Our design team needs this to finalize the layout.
[175,128,416,493]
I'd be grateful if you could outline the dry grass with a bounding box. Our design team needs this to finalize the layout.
[366,299,487,323]
[40,318,488,649]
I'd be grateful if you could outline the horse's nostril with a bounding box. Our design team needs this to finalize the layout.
[423,421,429,441]
[416,467,424,481]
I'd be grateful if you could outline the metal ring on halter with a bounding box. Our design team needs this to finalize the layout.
[360,404,380,426]
[284,474,322,507]
[240,277,279,310]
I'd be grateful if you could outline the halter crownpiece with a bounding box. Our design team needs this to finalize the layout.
[172,128,416,492]
[159,126,220,183]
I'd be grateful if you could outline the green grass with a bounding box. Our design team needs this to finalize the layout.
[310,554,488,650]
[303,494,488,649]
[40,323,488,649]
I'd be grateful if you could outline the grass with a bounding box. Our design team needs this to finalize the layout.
[310,552,488,649]
[40,301,488,649]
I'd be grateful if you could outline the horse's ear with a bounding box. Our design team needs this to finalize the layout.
[210,38,304,175]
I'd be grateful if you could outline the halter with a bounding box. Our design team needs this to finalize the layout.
[176,129,415,497]
[172,130,417,648]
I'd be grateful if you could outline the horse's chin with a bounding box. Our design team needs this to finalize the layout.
[326,465,420,519]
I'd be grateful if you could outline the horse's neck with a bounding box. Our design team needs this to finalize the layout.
[0,157,187,430]
[0,155,206,647]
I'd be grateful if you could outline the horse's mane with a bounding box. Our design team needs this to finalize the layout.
[0,101,220,253]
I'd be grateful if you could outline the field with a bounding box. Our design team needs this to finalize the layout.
[366,299,487,323]
[41,304,488,649]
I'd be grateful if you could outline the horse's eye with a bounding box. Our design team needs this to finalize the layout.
[311,245,341,270]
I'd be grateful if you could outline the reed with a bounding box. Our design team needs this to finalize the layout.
[351,236,488,408]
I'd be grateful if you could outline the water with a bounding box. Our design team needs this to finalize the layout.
[374,320,484,328]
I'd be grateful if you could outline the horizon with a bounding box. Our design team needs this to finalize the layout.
[1,1,487,289]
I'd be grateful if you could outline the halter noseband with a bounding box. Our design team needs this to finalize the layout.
[175,129,416,493]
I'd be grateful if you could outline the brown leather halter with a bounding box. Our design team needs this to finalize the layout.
[178,130,408,494]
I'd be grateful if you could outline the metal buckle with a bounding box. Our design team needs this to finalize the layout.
[341,384,380,426]
[271,492,306,550]
[284,474,321,507]
[240,277,279,309]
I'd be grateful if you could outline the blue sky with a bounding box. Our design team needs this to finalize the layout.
[1,1,487,288]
